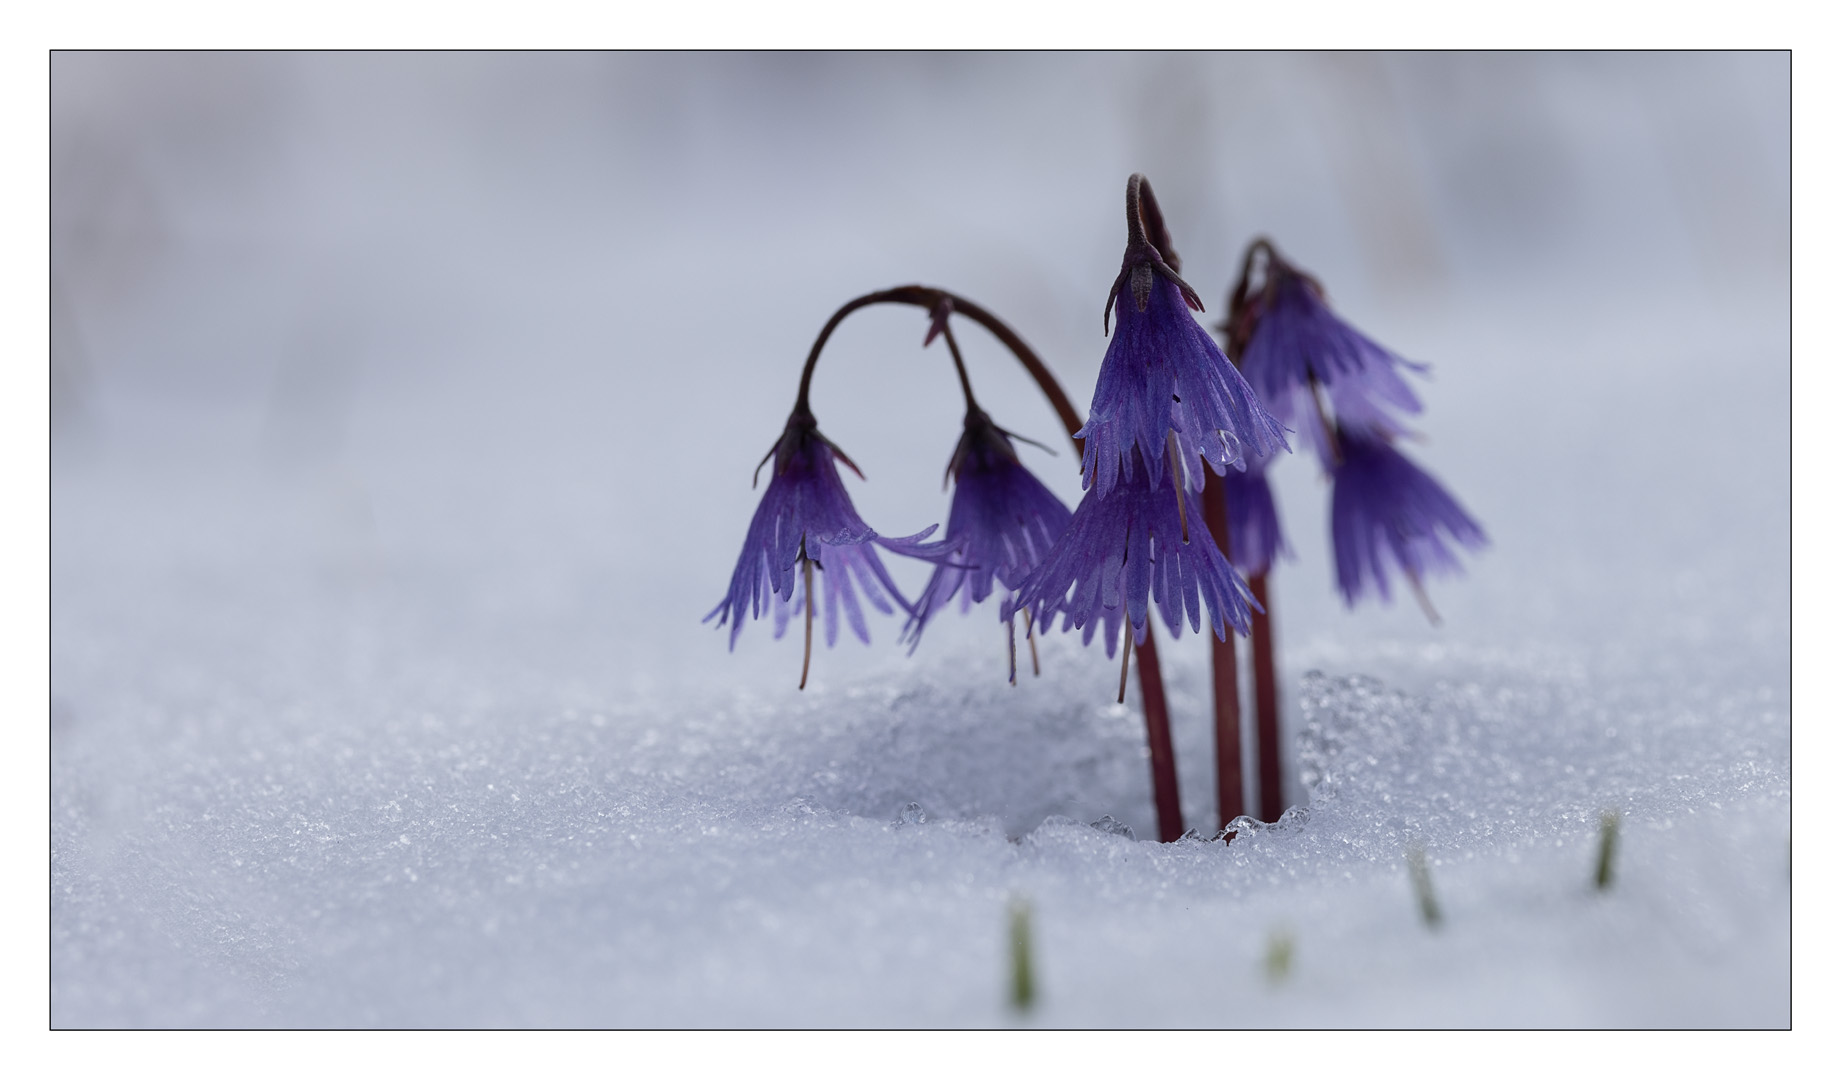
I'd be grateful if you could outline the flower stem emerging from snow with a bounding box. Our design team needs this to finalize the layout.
[1250,573,1284,823]
[1407,844,1443,929]
[1595,809,1621,891]
[1202,472,1247,832]
[1008,897,1036,1013]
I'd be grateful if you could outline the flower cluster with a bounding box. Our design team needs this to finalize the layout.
[705,179,1489,846]
[1235,253,1425,459]
[1010,446,1254,658]
[710,293,1076,686]
[1013,175,1286,656]
[1223,239,1485,606]
[709,188,1485,694]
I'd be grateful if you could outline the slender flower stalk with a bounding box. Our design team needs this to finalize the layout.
[1218,453,1292,821]
[1200,472,1245,833]
[1249,573,1283,822]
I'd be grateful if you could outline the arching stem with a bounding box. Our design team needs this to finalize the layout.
[793,286,1082,450]
[934,303,980,415]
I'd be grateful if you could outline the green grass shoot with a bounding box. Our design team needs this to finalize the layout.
[1407,843,1443,929]
[1595,809,1620,891]
[1008,897,1035,1013]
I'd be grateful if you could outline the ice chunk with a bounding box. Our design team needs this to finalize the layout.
[1088,815,1134,840]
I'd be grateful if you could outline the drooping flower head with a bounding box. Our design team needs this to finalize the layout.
[1079,176,1288,500]
[1233,242,1426,462]
[706,408,936,657]
[902,406,1072,652]
[1011,446,1256,657]
[1013,177,1282,664]
[1329,429,1487,612]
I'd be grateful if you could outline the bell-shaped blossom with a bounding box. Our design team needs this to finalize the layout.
[1080,274,1288,499]
[1221,453,1290,578]
[903,409,1072,650]
[1238,261,1426,460]
[1329,431,1487,607]
[706,410,935,649]
[1011,447,1256,657]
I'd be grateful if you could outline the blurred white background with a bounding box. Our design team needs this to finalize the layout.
[51,52,1788,689]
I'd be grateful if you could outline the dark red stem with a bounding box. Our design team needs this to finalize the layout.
[794,286,1083,453]
[1132,628,1184,842]
[1250,573,1285,822]
[1202,473,1245,836]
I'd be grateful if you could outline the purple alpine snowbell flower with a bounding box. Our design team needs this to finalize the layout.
[903,407,1072,651]
[1010,446,1256,658]
[706,408,936,653]
[1220,452,1290,578]
[1236,245,1426,461]
[1012,176,1282,657]
[1079,178,1288,501]
[1329,429,1487,610]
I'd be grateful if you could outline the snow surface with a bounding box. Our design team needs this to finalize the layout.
[50,53,1789,1027]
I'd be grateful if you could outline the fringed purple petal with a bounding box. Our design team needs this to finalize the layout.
[1240,273,1425,458]
[1329,434,1487,607]
[707,415,931,649]
[903,417,1073,652]
[1080,276,1288,500]
[1011,448,1255,654]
